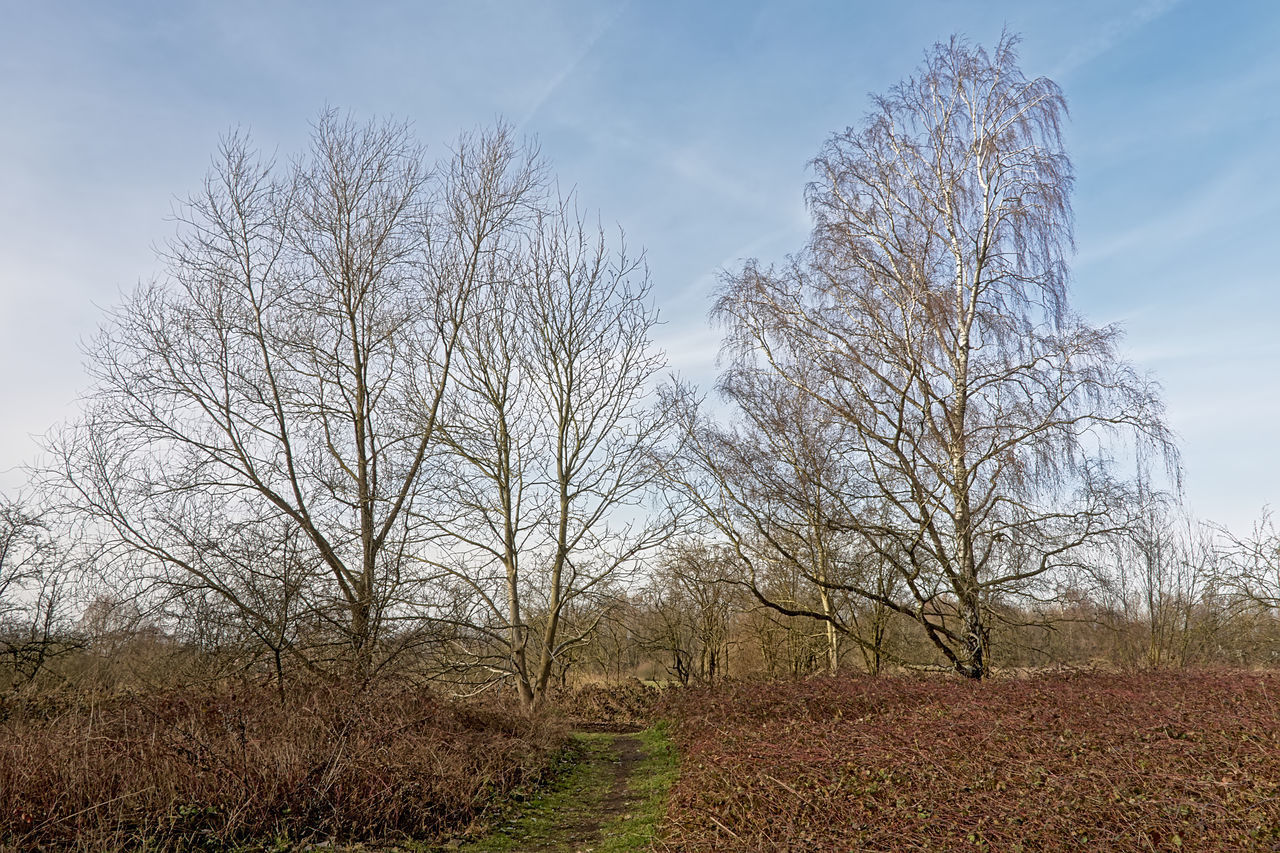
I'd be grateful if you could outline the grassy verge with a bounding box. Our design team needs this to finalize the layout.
[462,732,618,851]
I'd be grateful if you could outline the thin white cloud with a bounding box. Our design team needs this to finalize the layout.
[1076,161,1267,271]
[516,1,630,131]
[1051,0,1183,79]
[653,323,721,378]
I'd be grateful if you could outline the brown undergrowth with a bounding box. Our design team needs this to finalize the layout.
[657,669,1280,851]
[550,679,662,730]
[0,682,564,851]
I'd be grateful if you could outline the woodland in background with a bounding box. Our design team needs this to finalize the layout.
[5,500,1280,697]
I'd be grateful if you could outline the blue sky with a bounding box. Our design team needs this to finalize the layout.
[1,0,1277,532]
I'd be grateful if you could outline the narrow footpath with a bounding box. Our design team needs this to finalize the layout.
[457,725,676,853]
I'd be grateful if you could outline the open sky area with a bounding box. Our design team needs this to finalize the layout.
[1,0,1276,533]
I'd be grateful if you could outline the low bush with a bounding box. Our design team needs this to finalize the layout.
[658,669,1280,851]
[551,679,662,729]
[0,682,564,850]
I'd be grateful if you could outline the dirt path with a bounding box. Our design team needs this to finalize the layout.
[457,725,676,853]
[540,733,644,852]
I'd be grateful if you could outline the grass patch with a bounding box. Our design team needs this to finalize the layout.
[461,732,618,851]
[461,723,679,852]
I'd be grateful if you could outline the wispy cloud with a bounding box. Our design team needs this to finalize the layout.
[1076,160,1266,272]
[653,323,721,379]
[516,1,630,131]
[1051,0,1183,78]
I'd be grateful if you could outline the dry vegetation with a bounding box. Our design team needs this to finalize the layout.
[549,679,663,730]
[657,670,1280,851]
[0,682,563,851]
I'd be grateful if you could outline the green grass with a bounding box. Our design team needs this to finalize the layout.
[460,731,616,852]
[459,724,679,852]
[594,723,680,853]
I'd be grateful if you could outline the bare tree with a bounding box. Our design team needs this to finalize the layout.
[0,496,78,690]
[635,541,742,685]
[1214,510,1280,661]
[1223,511,1280,606]
[0,498,46,624]
[1102,489,1228,668]
[711,35,1173,679]
[667,375,895,674]
[47,114,541,680]
[420,196,674,709]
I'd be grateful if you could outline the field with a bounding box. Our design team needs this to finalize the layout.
[6,670,1280,851]
[656,670,1280,851]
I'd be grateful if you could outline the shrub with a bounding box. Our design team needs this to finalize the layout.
[551,679,663,729]
[0,682,564,850]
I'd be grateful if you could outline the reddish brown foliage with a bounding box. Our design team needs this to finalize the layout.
[0,683,563,850]
[658,670,1280,851]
